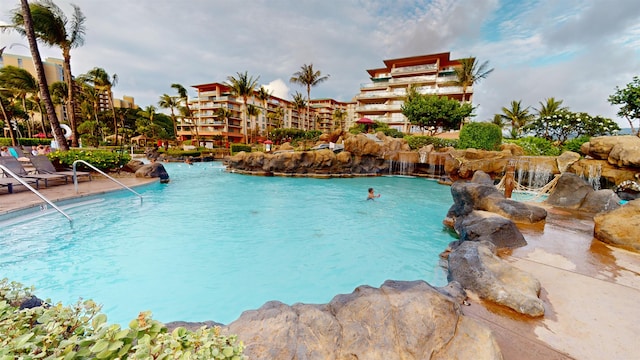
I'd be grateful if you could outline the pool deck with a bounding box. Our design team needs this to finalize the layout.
[1,178,638,360]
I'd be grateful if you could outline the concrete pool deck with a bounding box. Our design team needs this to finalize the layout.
[1,178,638,359]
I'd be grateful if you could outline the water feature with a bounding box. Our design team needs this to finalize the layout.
[427,152,446,178]
[513,158,553,190]
[0,162,456,325]
[586,163,602,191]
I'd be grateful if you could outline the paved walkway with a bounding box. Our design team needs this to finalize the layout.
[1,179,638,359]
[464,206,640,360]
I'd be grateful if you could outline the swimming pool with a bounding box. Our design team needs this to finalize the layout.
[0,162,457,325]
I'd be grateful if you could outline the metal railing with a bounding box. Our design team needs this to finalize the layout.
[73,160,143,202]
[0,164,73,222]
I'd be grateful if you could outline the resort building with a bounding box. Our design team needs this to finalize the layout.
[186,83,354,144]
[0,52,137,126]
[0,53,67,122]
[309,98,355,132]
[355,52,469,133]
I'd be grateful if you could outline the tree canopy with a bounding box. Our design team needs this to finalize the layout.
[401,93,472,135]
[608,76,640,135]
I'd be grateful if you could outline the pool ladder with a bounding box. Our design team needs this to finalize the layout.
[73,160,143,201]
[0,160,144,223]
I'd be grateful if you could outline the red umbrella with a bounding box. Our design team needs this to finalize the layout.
[356,117,374,124]
[34,133,47,138]
[264,140,273,144]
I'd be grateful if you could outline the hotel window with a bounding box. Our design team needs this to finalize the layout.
[17,58,23,67]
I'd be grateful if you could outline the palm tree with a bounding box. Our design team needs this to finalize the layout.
[13,0,86,147]
[137,105,157,138]
[267,106,285,134]
[332,108,347,130]
[536,97,568,139]
[501,100,533,138]
[0,66,39,137]
[171,83,198,144]
[246,104,261,143]
[291,91,307,129]
[80,68,119,145]
[216,107,232,144]
[290,64,329,130]
[256,86,271,135]
[453,57,494,103]
[491,114,507,128]
[226,71,259,143]
[8,0,68,149]
[158,93,179,139]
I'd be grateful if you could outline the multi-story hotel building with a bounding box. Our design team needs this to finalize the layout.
[0,52,136,124]
[0,53,67,122]
[185,82,353,143]
[355,52,469,133]
[309,98,354,132]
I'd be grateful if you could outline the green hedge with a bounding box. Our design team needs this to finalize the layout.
[0,138,53,147]
[404,135,458,150]
[563,135,590,153]
[48,149,132,172]
[458,122,502,150]
[0,278,244,359]
[231,144,251,154]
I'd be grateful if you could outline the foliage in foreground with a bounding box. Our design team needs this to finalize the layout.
[48,149,131,172]
[458,122,502,150]
[0,278,245,359]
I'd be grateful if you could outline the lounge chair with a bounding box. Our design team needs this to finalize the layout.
[0,156,67,188]
[29,155,92,183]
[0,176,39,194]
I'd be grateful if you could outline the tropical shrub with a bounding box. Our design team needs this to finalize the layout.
[404,135,458,150]
[524,110,620,144]
[0,278,245,359]
[48,149,131,171]
[506,137,561,156]
[563,135,591,153]
[231,144,251,154]
[458,122,502,150]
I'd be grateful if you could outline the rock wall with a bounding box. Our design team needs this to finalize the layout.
[222,280,503,360]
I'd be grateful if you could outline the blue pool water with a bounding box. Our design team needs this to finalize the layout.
[0,162,457,325]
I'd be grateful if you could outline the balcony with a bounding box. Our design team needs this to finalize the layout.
[360,81,389,89]
[391,63,438,74]
[436,75,458,84]
[389,75,436,84]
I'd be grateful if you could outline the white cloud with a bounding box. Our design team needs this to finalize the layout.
[263,79,290,100]
[1,0,639,128]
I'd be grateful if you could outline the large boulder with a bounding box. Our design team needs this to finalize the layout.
[453,211,527,249]
[449,177,547,224]
[556,151,581,173]
[447,241,545,317]
[224,280,502,360]
[580,189,621,213]
[135,162,170,183]
[594,199,640,252]
[545,172,593,208]
[581,135,640,167]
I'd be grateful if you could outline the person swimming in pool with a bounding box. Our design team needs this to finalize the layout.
[367,187,380,200]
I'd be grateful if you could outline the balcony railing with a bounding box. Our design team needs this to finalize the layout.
[391,63,437,74]
[389,74,436,84]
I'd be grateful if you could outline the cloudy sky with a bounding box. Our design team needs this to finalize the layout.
[1,0,639,127]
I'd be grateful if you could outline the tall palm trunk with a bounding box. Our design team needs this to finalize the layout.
[20,0,68,150]
[108,89,118,145]
[0,99,17,146]
[62,49,78,146]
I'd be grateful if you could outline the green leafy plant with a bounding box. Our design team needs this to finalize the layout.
[231,144,251,154]
[458,122,502,150]
[0,278,245,359]
[563,135,591,153]
[404,135,458,150]
[47,149,131,171]
[506,137,560,156]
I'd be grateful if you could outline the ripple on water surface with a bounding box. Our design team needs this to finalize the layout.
[0,162,456,325]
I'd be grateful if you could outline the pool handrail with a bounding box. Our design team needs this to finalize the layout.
[0,164,73,222]
[72,160,143,202]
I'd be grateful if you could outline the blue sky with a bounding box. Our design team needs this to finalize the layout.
[1,0,639,127]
